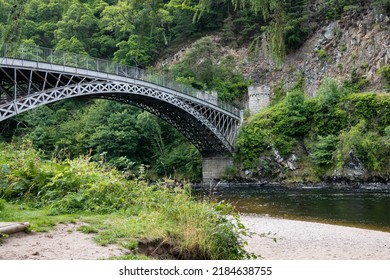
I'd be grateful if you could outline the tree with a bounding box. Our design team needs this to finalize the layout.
[171,36,250,102]
[103,0,174,66]
[195,0,310,65]
[194,0,286,64]
[0,0,28,48]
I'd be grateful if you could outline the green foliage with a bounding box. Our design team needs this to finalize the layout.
[154,143,201,181]
[319,0,365,20]
[316,48,327,60]
[316,79,344,109]
[284,0,311,48]
[0,142,251,259]
[311,135,338,166]
[271,80,286,105]
[373,0,390,15]
[378,65,390,91]
[385,126,390,138]
[336,121,388,172]
[195,0,313,66]
[221,11,262,48]
[115,35,153,67]
[343,68,370,93]
[78,225,99,234]
[6,99,202,181]
[55,36,87,53]
[236,89,308,167]
[309,79,348,136]
[343,93,390,130]
[236,80,390,178]
[0,198,5,211]
[0,0,28,47]
[171,36,250,102]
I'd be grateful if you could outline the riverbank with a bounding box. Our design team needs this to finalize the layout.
[2,215,390,260]
[193,181,390,191]
[241,215,390,260]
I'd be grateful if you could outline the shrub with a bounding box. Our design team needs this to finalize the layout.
[316,48,327,60]
[316,78,344,110]
[336,121,387,172]
[0,142,252,260]
[0,198,5,211]
[378,65,390,91]
[311,135,338,166]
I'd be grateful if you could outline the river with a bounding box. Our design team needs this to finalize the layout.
[199,184,390,232]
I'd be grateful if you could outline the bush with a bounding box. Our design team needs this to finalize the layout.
[310,79,349,135]
[378,65,390,91]
[170,37,250,103]
[0,142,251,259]
[316,78,344,110]
[311,135,338,166]
[344,93,390,130]
[336,121,388,172]
[320,0,364,19]
[235,89,308,166]
[235,81,389,177]
[316,48,327,60]
[0,198,5,211]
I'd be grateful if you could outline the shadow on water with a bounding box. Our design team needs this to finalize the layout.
[194,184,390,232]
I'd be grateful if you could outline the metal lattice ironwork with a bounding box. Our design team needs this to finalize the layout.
[0,44,243,155]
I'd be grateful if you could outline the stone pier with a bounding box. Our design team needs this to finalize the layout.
[202,156,233,182]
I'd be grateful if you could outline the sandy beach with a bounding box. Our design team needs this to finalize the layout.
[0,223,128,260]
[1,216,390,260]
[241,214,390,260]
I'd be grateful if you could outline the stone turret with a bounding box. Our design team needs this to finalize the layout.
[248,85,271,115]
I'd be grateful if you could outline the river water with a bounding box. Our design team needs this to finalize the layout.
[205,185,390,232]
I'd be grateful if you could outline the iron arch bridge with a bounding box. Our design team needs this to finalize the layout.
[0,44,242,156]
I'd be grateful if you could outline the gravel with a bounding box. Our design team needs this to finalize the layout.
[241,214,390,260]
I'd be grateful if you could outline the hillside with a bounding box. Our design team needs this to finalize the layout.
[152,3,390,184]
[158,3,390,103]
[0,0,389,183]
[248,6,390,97]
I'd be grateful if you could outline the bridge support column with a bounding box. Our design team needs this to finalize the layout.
[202,156,233,182]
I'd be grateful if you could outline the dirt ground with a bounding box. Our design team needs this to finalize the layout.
[1,216,390,260]
[0,223,128,260]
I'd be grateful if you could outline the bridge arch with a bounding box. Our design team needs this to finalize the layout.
[0,45,242,157]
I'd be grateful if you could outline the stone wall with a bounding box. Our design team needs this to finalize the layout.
[202,156,233,182]
[248,85,271,115]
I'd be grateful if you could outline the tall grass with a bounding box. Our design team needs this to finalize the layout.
[0,141,251,259]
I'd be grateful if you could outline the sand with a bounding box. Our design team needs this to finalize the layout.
[1,216,390,260]
[241,214,390,260]
[0,223,128,260]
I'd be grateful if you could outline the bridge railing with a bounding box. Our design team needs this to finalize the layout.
[0,44,240,116]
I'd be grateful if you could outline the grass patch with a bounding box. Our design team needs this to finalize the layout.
[107,254,150,260]
[77,225,99,234]
[0,142,252,259]
[0,203,77,232]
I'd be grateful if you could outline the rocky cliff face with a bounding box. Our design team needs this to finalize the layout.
[157,6,389,109]
[249,7,390,97]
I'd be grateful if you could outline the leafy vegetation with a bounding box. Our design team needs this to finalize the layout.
[378,65,390,91]
[1,1,389,181]
[1,0,388,180]
[0,142,252,259]
[236,80,390,181]
[2,99,202,181]
[170,36,251,102]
